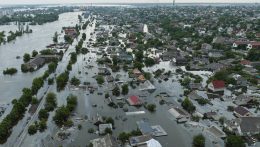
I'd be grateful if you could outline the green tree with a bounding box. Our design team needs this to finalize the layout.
[121,84,129,95]
[3,68,17,75]
[144,72,152,80]
[66,94,78,112]
[45,92,57,111]
[135,50,144,62]
[82,33,86,40]
[38,109,49,120]
[53,106,70,127]
[96,75,104,85]
[146,104,156,112]
[48,78,54,85]
[70,52,77,64]
[38,120,47,132]
[70,76,80,86]
[225,135,245,147]
[118,132,130,143]
[104,128,112,134]
[32,50,38,57]
[23,53,30,62]
[56,71,69,91]
[144,58,156,67]
[133,61,144,70]
[48,62,57,73]
[193,134,205,147]
[105,117,115,127]
[28,124,37,135]
[31,77,44,95]
[182,97,196,114]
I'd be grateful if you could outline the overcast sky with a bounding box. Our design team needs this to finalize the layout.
[0,0,259,5]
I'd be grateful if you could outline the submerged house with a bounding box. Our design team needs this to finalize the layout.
[208,80,225,94]
[129,135,162,147]
[90,134,119,147]
[24,55,60,71]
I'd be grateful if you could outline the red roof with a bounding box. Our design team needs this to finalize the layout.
[240,60,251,65]
[129,95,141,105]
[250,42,260,46]
[234,41,249,45]
[212,80,225,89]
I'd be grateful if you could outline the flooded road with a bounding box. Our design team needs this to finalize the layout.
[0,10,209,147]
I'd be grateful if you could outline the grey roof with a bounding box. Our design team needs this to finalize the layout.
[188,91,203,100]
[129,135,152,146]
[26,57,45,68]
[137,120,154,135]
[99,123,113,134]
[240,117,260,134]
[234,106,250,116]
[234,94,253,106]
[207,126,226,138]
[91,134,119,147]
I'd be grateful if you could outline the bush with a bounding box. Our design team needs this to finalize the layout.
[88,128,94,133]
[28,124,37,135]
[70,76,80,86]
[66,94,78,112]
[105,117,114,127]
[225,135,245,147]
[21,64,33,73]
[118,132,131,143]
[78,124,82,130]
[38,120,47,132]
[38,109,49,120]
[31,97,38,105]
[48,78,54,85]
[96,75,104,85]
[31,77,44,95]
[196,99,209,106]
[182,97,196,114]
[121,84,129,95]
[23,53,30,62]
[32,50,38,57]
[53,106,70,127]
[193,134,205,147]
[3,68,17,75]
[45,92,57,112]
[144,57,156,67]
[146,104,156,112]
[48,62,57,73]
[104,128,112,134]
[56,71,69,91]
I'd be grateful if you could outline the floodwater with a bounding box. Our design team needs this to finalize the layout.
[0,10,209,147]
[0,12,81,104]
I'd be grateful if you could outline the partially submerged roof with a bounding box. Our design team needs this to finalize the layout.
[234,106,251,116]
[207,126,226,138]
[168,107,190,119]
[240,117,260,134]
[91,134,119,147]
[129,135,152,146]
[212,80,225,89]
[137,120,154,135]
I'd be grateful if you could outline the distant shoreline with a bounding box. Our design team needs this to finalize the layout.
[0,2,259,6]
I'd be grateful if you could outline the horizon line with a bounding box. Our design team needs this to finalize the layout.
[0,2,260,5]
